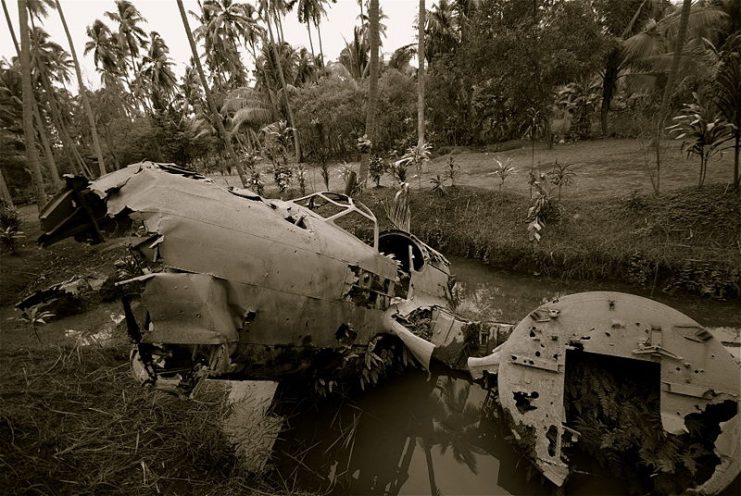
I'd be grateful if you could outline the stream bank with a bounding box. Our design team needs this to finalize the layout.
[354,184,741,301]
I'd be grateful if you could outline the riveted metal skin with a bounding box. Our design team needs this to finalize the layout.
[492,291,739,492]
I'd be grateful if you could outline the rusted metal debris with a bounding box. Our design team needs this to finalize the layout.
[37,162,740,494]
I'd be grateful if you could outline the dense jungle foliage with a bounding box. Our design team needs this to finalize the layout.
[1,0,739,202]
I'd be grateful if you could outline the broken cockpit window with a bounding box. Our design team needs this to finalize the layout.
[292,192,379,248]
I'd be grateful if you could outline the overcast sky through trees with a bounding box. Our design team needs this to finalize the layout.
[0,0,418,90]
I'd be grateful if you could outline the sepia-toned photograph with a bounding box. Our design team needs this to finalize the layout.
[0,1,739,494]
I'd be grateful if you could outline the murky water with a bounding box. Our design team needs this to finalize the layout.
[266,258,740,496]
[449,257,741,328]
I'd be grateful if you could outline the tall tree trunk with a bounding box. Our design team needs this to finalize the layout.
[38,69,88,176]
[306,21,316,62]
[102,123,121,170]
[653,0,691,196]
[3,0,61,188]
[55,0,107,176]
[265,13,301,161]
[417,0,426,148]
[250,43,280,120]
[34,109,61,188]
[18,0,46,208]
[600,50,620,137]
[176,0,248,187]
[359,0,379,183]
[316,21,325,66]
[0,168,13,207]
[275,12,285,44]
[733,130,739,190]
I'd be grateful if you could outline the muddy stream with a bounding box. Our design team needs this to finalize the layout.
[261,257,741,496]
[12,258,738,495]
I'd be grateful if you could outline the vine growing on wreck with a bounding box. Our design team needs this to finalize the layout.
[311,335,411,398]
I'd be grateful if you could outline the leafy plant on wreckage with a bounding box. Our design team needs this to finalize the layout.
[311,334,413,398]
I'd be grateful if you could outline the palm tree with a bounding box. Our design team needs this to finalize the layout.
[358,3,388,42]
[259,0,301,161]
[105,1,152,113]
[358,0,379,183]
[3,0,62,188]
[85,20,122,87]
[175,64,202,119]
[55,0,107,176]
[314,0,336,67]
[177,0,248,187]
[28,26,67,186]
[18,0,45,207]
[140,31,177,111]
[191,0,252,90]
[221,86,273,147]
[339,26,369,80]
[85,18,133,118]
[295,47,318,85]
[4,2,60,187]
[389,43,416,74]
[602,1,730,137]
[105,1,148,77]
[417,0,426,148]
[652,0,692,195]
[297,0,324,63]
[711,34,740,190]
[426,0,459,63]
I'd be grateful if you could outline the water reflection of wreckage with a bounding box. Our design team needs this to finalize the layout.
[35,162,740,494]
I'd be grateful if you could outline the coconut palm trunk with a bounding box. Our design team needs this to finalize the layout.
[305,21,316,61]
[3,0,61,188]
[55,0,107,176]
[18,0,46,208]
[417,0,426,148]
[250,43,280,120]
[37,68,90,176]
[316,20,325,66]
[176,0,248,187]
[34,111,61,188]
[265,11,301,161]
[359,0,379,183]
[653,0,692,195]
[0,168,13,207]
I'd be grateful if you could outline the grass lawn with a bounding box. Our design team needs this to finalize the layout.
[211,138,740,198]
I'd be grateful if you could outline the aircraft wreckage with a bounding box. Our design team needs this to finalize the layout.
[34,162,740,494]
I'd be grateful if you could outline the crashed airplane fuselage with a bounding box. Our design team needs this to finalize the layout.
[37,162,740,494]
[38,162,472,385]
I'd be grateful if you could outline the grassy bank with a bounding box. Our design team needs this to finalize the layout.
[356,184,741,300]
[0,345,305,495]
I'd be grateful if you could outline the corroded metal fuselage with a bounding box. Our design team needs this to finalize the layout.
[38,163,465,386]
[37,162,740,495]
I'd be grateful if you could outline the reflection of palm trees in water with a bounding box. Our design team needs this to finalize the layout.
[271,372,485,495]
[412,375,484,496]
[428,376,485,473]
[270,372,545,496]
